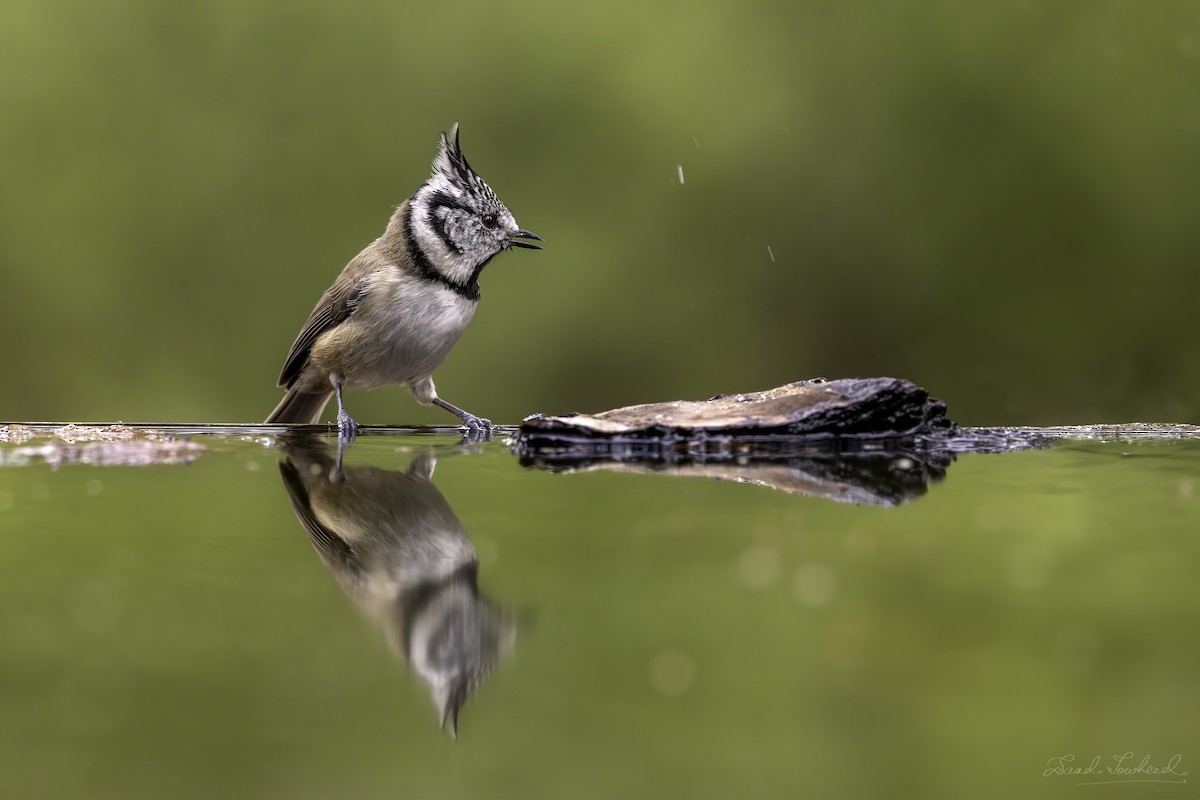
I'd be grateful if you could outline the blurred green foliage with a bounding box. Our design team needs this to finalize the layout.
[1,0,1197,426]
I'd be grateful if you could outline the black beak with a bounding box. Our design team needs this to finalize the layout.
[509,229,544,250]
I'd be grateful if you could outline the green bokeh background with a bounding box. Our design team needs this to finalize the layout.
[2,0,1198,426]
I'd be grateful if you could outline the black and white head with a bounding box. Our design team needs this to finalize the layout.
[404,570,517,739]
[409,123,541,292]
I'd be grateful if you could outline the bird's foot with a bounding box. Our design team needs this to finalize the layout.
[459,413,494,443]
[336,410,359,442]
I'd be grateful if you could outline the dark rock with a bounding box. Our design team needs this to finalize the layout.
[517,377,956,446]
[511,378,1055,504]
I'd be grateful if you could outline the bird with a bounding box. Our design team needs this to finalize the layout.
[277,434,517,738]
[265,123,541,439]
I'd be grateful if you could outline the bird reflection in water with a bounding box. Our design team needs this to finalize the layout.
[278,434,515,737]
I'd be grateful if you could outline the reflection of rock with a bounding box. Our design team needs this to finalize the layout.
[520,446,951,507]
[278,436,515,737]
[513,378,1057,505]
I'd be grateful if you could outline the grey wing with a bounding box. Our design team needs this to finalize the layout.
[278,458,366,579]
[277,273,370,388]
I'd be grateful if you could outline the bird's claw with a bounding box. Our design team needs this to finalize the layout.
[460,414,494,442]
[336,411,359,442]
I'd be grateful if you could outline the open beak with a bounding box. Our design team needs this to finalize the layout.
[509,229,544,250]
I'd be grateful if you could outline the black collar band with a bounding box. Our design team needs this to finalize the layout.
[402,204,480,302]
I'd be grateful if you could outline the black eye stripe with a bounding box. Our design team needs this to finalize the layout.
[428,189,472,215]
[426,192,461,253]
[429,188,502,229]
[426,207,456,253]
[426,189,478,253]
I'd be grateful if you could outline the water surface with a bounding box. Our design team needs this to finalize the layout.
[1,424,1197,799]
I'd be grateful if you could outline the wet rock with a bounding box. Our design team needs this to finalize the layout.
[511,378,1058,504]
[516,377,956,446]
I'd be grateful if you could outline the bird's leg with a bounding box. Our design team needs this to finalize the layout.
[332,435,348,480]
[433,397,493,441]
[330,373,358,442]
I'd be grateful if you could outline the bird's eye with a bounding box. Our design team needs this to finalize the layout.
[481,213,498,229]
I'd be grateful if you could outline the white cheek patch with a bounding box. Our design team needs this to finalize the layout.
[411,206,485,286]
[411,210,452,264]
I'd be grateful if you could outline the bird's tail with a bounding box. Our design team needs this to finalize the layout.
[265,388,333,425]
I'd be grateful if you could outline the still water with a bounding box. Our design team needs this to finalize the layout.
[1,424,1197,799]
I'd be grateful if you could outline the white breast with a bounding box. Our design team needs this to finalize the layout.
[338,272,478,391]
